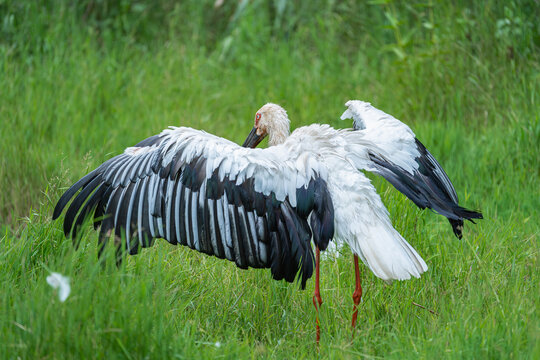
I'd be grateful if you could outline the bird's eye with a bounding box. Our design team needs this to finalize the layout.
[255,113,261,125]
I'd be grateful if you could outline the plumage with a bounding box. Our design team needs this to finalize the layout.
[340,100,482,239]
[53,126,335,289]
[72,183,106,240]
[64,175,102,240]
[241,102,481,343]
[242,103,428,282]
[53,101,481,344]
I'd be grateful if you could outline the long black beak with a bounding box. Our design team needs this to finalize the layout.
[242,127,266,148]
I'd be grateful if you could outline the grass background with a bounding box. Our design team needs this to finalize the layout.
[1,0,538,358]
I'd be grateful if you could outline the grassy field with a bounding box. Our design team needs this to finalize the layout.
[1,1,539,358]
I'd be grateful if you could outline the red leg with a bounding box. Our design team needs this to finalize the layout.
[351,254,363,331]
[312,247,322,344]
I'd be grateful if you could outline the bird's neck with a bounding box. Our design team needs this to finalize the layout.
[268,130,289,146]
[267,113,291,146]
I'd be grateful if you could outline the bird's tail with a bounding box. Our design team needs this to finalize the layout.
[328,166,428,281]
[349,222,428,281]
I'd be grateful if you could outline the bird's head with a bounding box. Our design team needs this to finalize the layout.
[242,103,290,148]
[340,100,373,130]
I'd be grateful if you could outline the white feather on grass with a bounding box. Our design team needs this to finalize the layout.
[46,272,71,302]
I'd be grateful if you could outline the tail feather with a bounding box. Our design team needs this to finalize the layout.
[352,223,427,281]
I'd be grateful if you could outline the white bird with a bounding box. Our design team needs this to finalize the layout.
[243,102,482,340]
[53,103,429,343]
[243,104,429,340]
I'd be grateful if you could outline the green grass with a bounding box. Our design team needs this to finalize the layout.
[1,0,539,358]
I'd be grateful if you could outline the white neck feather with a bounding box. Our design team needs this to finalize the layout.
[268,125,289,146]
[261,103,290,146]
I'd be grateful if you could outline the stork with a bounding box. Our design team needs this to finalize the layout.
[243,102,482,340]
[53,103,429,344]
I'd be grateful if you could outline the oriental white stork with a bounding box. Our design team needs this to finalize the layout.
[53,103,430,343]
[243,102,482,341]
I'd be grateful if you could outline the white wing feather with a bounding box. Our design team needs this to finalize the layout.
[144,127,326,206]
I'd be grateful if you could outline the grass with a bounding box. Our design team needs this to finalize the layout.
[1,0,539,358]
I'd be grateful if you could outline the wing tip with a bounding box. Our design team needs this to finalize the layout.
[448,207,483,239]
[52,202,64,220]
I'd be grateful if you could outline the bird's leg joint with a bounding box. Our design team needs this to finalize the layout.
[313,290,323,309]
[352,286,362,305]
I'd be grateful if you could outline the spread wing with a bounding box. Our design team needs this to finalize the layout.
[341,100,482,238]
[53,127,334,288]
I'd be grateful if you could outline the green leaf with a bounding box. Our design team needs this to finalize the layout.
[384,11,399,28]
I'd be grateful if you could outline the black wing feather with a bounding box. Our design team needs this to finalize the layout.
[368,138,482,238]
[53,133,334,289]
